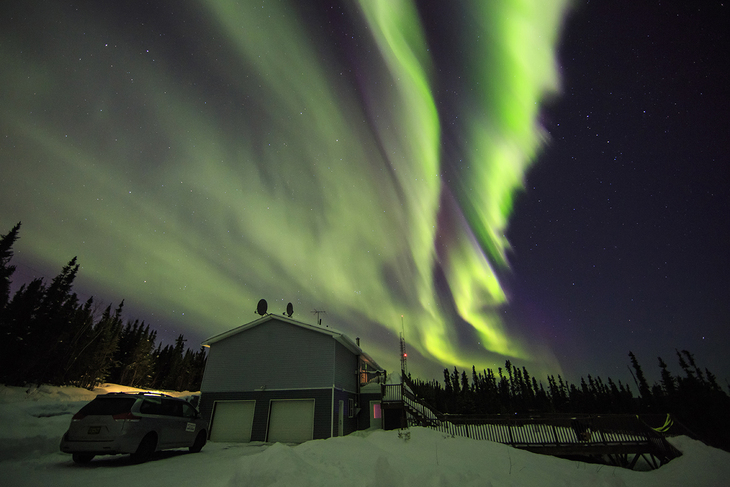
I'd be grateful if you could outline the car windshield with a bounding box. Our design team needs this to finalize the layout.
[78,397,136,416]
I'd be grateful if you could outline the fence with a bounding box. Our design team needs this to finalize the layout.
[383,378,682,470]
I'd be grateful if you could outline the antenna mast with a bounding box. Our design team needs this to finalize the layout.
[311,308,326,325]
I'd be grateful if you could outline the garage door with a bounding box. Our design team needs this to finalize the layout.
[267,399,315,443]
[209,400,256,442]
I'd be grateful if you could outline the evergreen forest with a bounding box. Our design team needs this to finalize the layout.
[1,223,728,450]
[408,350,730,451]
[0,223,206,392]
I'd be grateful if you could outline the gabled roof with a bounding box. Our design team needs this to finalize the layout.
[202,314,384,372]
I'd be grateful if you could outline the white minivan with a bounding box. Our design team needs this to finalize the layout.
[60,392,208,464]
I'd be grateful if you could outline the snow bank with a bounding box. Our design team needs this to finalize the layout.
[0,384,93,460]
[226,427,730,487]
[0,383,196,461]
[228,428,596,486]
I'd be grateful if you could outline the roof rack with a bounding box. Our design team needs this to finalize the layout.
[103,391,175,398]
[136,392,175,398]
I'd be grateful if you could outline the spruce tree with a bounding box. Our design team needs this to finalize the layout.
[443,368,453,396]
[451,367,461,396]
[59,297,96,384]
[0,222,21,310]
[25,258,81,384]
[658,356,676,397]
[628,351,653,409]
[0,278,46,383]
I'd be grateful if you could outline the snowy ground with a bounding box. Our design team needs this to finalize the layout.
[2,383,729,487]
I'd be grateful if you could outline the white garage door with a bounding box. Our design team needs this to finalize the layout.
[209,400,256,442]
[267,399,315,443]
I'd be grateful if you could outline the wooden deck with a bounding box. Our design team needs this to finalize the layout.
[431,414,681,469]
[381,381,682,470]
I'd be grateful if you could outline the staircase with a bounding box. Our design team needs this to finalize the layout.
[381,375,441,427]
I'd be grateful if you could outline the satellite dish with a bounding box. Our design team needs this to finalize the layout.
[286,302,294,317]
[256,299,268,316]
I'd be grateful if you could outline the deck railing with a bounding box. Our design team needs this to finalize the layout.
[382,383,402,402]
[382,379,682,469]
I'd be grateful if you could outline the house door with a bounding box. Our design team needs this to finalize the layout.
[209,400,256,442]
[267,399,315,443]
[369,401,382,429]
[338,400,344,436]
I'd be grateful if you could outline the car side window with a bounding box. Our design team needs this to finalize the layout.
[160,399,183,417]
[139,397,189,417]
[182,403,197,419]
[140,399,164,415]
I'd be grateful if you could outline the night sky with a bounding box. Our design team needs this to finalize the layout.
[1,1,728,387]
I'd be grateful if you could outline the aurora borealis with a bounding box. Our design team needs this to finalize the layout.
[2,1,728,383]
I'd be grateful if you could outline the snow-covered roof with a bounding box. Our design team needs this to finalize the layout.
[360,381,383,394]
[202,314,384,372]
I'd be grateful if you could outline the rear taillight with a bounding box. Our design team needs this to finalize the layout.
[112,412,141,421]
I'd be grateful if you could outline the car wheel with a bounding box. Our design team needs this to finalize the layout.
[131,433,157,463]
[72,453,95,464]
[189,430,207,453]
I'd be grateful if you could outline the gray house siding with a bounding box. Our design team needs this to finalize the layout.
[333,388,359,436]
[201,319,334,392]
[200,389,334,441]
[357,392,382,430]
[200,314,385,442]
[333,340,358,391]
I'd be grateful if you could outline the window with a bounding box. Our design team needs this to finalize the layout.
[79,397,136,416]
[162,399,183,417]
[140,398,183,416]
[182,403,197,418]
[348,398,354,418]
[140,399,165,415]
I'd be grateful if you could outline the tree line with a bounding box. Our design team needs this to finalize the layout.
[0,222,206,391]
[409,351,730,451]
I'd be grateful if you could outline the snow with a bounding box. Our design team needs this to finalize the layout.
[2,383,729,486]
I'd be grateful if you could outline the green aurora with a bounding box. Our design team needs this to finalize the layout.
[0,0,569,377]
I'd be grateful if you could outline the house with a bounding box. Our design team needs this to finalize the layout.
[198,312,385,443]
